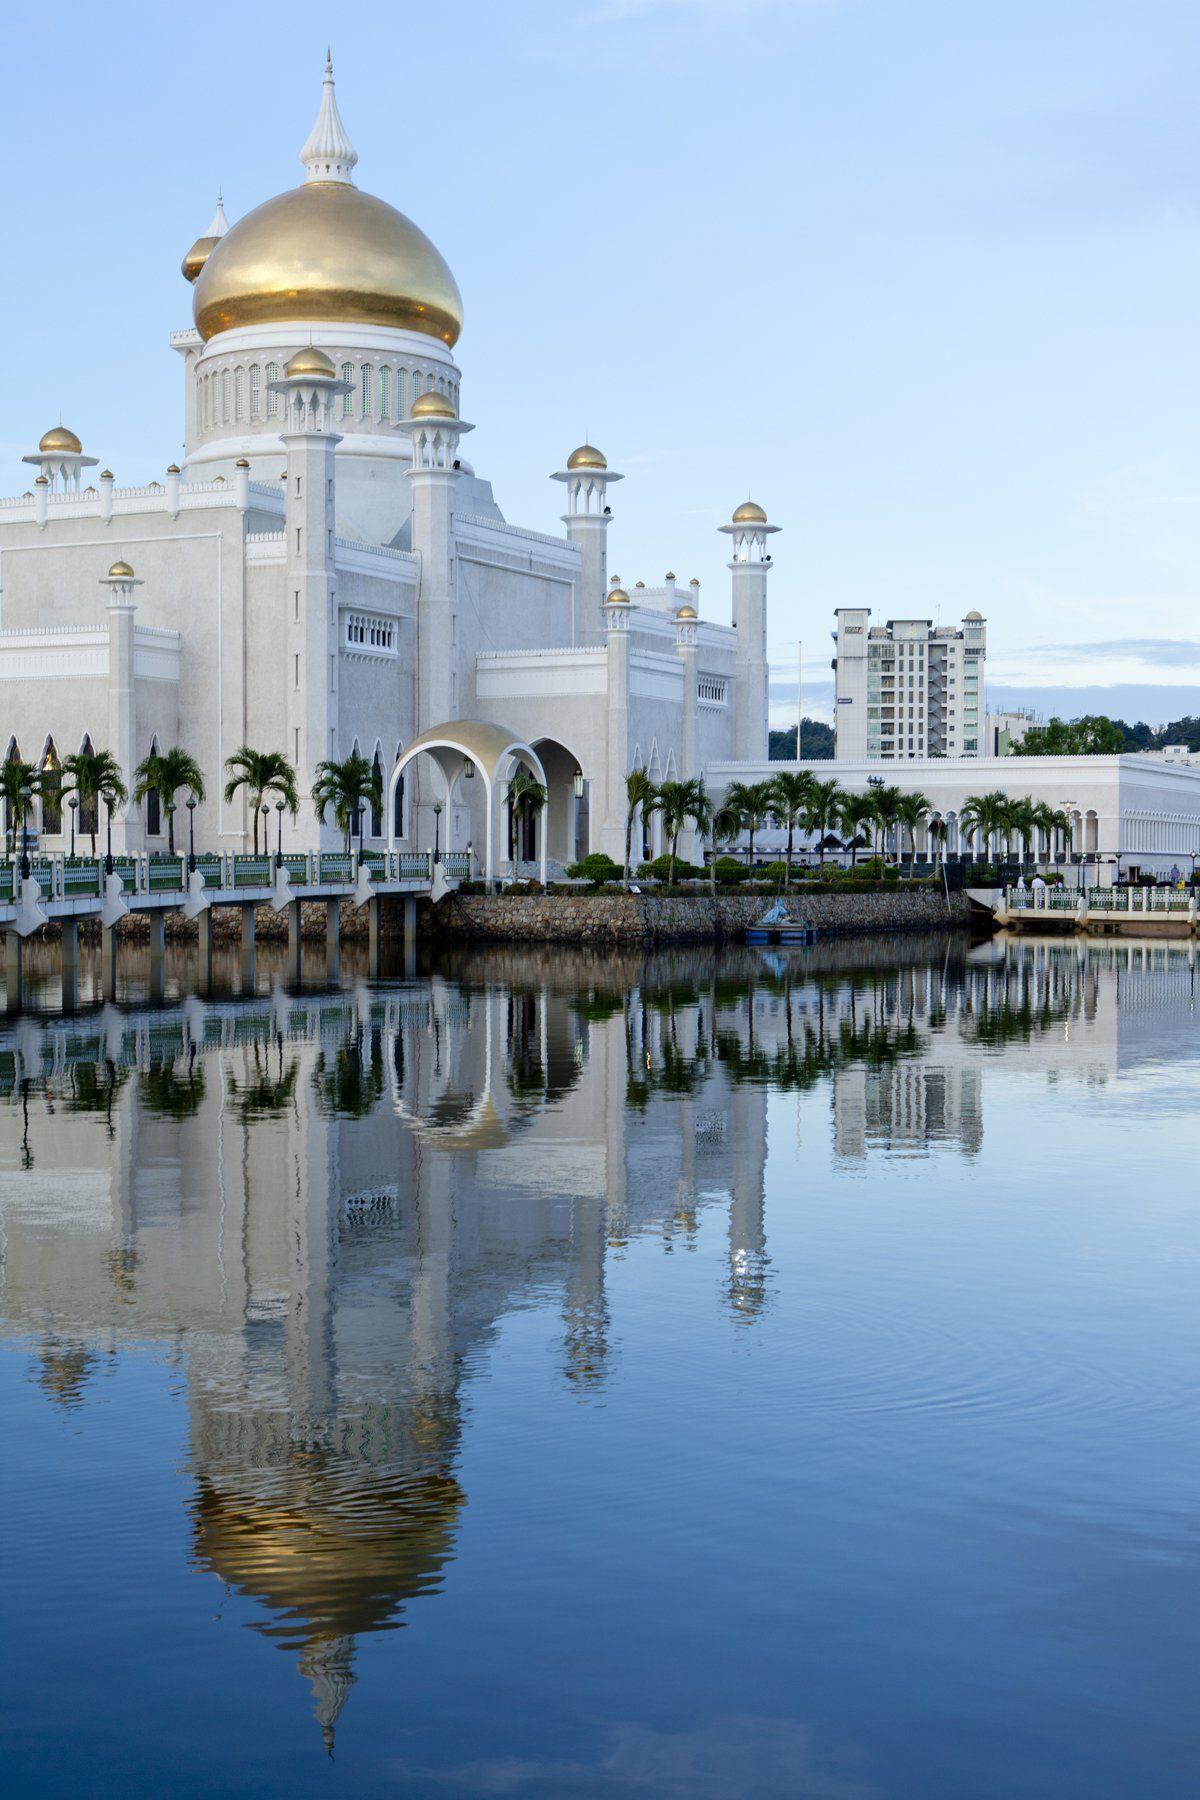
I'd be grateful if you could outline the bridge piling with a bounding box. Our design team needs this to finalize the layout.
[100,924,118,998]
[196,911,214,990]
[4,930,22,1014]
[325,898,340,983]
[286,900,302,984]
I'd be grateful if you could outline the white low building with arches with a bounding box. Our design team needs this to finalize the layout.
[0,62,769,868]
[707,753,1200,878]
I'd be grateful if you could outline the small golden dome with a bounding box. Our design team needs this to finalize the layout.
[181,236,220,283]
[166,463,180,475]
[411,389,456,419]
[634,580,645,589]
[964,609,984,622]
[689,577,700,587]
[606,586,630,605]
[284,346,336,378]
[235,457,250,468]
[192,182,462,346]
[108,560,135,579]
[676,604,698,620]
[34,475,49,486]
[100,469,114,480]
[665,571,676,581]
[732,499,767,524]
[567,443,606,471]
[40,425,83,455]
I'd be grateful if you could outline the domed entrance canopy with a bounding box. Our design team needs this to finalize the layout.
[389,721,547,882]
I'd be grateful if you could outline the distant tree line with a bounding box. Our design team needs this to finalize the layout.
[769,720,835,760]
[1012,713,1200,756]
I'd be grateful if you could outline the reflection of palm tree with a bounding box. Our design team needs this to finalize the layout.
[312,1034,385,1117]
[225,1039,300,1119]
[138,1050,206,1118]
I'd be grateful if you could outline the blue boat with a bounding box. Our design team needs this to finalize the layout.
[745,900,818,946]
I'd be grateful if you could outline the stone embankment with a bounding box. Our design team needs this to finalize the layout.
[429,887,973,946]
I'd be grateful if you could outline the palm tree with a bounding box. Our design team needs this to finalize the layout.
[223,747,299,853]
[311,751,383,853]
[893,790,931,864]
[703,791,740,894]
[133,747,205,854]
[62,747,128,856]
[927,817,948,866]
[1030,800,1058,866]
[837,791,879,869]
[960,790,1010,865]
[656,777,707,885]
[1005,795,1037,864]
[768,770,816,887]
[869,783,907,862]
[623,767,659,888]
[723,779,775,870]
[803,776,844,868]
[507,766,548,869]
[1,757,39,856]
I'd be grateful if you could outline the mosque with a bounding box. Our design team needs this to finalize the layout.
[0,59,774,871]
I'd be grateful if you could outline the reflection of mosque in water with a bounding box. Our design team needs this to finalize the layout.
[1,933,1197,1745]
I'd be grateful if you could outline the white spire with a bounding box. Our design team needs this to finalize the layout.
[300,50,358,184]
[204,191,229,238]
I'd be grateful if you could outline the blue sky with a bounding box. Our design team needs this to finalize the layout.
[4,0,1200,724]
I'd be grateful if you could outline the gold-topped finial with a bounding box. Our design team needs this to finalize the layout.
[567,442,606,471]
[411,388,456,419]
[732,499,767,525]
[107,559,135,579]
[39,425,83,455]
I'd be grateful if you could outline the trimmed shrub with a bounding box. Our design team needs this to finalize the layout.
[714,856,749,885]
[567,852,624,888]
[637,855,705,882]
[760,861,789,883]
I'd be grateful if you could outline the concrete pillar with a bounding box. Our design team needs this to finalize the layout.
[4,930,22,1014]
[196,909,214,990]
[60,917,79,1011]
[325,897,340,983]
[100,923,119,997]
[286,899,303,983]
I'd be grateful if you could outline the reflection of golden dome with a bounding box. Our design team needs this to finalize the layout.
[108,560,135,579]
[40,425,82,454]
[567,443,606,471]
[284,346,337,378]
[411,388,456,419]
[192,183,463,345]
[606,586,630,605]
[732,499,767,524]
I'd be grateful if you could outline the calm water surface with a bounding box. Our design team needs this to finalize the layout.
[1,934,1197,1798]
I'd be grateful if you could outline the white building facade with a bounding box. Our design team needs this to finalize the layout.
[832,609,987,762]
[0,62,771,874]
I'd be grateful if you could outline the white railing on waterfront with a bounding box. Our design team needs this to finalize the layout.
[0,849,436,906]
[1011,885,1196,916]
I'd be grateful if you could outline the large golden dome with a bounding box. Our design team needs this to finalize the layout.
[40,425,83,454]
[193,184,462,346]
[191,62,462,347]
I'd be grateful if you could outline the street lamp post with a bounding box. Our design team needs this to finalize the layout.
[260,804,270,857]
[432,802,442,866]
[19,783,31,880]
[275,799,285,868]
[187,797,197,872]
[68,793,78,859]
[104,796,114,875]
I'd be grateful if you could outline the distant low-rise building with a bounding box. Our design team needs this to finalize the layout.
[986,709,1037,756]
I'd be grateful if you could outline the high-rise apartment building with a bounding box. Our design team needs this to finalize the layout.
[832,609,986,762]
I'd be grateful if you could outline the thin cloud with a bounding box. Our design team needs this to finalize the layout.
[1000,638,1200,670]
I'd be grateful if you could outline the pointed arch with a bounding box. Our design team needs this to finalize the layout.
[38,736,62,836]
[392,739,406,841]
[143,734,162,838]
[370,741,384,838]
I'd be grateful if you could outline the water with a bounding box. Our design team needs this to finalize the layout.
[1,934,1197,1799]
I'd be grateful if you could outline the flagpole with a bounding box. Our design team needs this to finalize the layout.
[796,639,802,762]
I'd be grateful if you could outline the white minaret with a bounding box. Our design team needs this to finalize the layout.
[24,425,98,493]
[551,444,623,645]
[399,390,474,732]
[719,500,778,763]
[99,559,143,852]
[269,348,352,847]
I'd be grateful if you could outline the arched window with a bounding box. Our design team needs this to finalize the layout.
[393,745,405,839]
[77,734,98,840]
[234,366,244,421]
[221,369,231,422]
[379,366,391,421]
[341,363,354,418]
[397,369,407,417]
[361,364,373,418]
[40,740,62,836]
[249,364,261,418]
[265,363,279,417]
[371,748,384,836]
